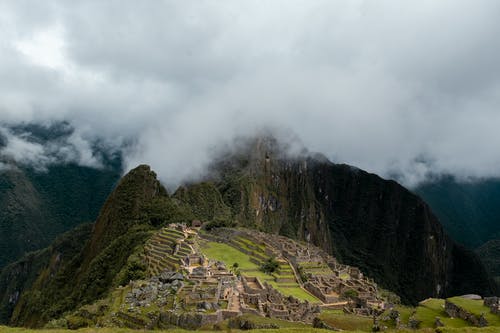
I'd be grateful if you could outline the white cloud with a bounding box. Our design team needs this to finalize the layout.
[1,0,500,187]
[0,126,103,170]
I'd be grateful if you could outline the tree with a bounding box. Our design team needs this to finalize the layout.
[260,257,279,274]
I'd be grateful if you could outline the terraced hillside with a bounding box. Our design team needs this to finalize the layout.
[144,227,194,275]
[201,236,319,302]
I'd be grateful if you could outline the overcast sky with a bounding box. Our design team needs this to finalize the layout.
[1,0,500,187]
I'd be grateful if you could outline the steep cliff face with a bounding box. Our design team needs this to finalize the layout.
[210,137,497,303]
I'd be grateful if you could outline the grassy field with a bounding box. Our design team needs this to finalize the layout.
[319,309,373,331]
[415,299,468,328]
[447,297,500,326]
[200,241,320,302]
[0,328,335,333]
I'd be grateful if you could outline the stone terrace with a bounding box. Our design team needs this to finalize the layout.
[217,228,384,312]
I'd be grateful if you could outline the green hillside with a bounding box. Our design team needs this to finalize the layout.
[416,177,500,283]
[0,123,122,268]
[0,163,121,269]
[416,177,500,248]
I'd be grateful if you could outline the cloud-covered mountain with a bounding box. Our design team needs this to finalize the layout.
[2,1,500,187]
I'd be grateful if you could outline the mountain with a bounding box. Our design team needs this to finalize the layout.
[415,177,500,283]
[203,137,496,303]
[415,176,500,248]
[0,123,122,268]
[0,165,163,327]
[0,137,496,328]
[0,163,121,269]
[477,239,500,284]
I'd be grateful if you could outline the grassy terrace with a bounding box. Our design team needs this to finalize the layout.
[200,241,320,303]
[319,309,373,331]
[447,297,500,326]
[145,228,192,275]
[415,299,468,328]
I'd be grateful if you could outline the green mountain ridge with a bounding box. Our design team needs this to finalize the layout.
[415,176,500,248]
[0,123,122,269]
[416,177,500,285]
[0,163,121,269]
[0,137,496,330]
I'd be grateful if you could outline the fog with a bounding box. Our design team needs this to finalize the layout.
[1,1,500,187]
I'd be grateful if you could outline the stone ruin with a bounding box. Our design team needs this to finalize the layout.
[125,271,184,310]
[240,276,321,322]
[484,297,500,315]
[233,229,384,312]
[119,225,385,329]
[445,300,489,327]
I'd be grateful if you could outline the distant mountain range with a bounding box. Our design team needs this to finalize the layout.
[416,177,500,282]
[416,176,500,248]
[0,123,121,268]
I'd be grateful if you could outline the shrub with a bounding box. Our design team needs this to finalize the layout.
[260,257,279,274]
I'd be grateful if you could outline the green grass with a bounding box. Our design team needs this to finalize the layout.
[447,297,500,326]
[0,328,335,333]
[415,299,468,328]
[394,305,414,324]
[319,309,373,331]
[200,241,320,302]
[439,328,500,333]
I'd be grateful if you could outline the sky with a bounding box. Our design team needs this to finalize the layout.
[1,0,500,187]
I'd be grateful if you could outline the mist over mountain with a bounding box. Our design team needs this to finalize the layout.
[0,123,122,268]
[1,137,497,329]
[2,1,500,188]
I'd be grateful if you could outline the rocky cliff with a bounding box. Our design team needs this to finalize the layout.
[206,137,497,303]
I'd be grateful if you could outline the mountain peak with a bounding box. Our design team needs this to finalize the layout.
[86,164,166,258]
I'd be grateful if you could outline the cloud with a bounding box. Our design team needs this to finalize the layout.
[0,125,103,170]
[1,0,500,187]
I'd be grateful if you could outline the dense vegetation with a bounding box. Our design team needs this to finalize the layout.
[416,176,500,248]
[0,223,93,323]
[416,177,500,283]
[476,240,500,284]
[0,123,122,269]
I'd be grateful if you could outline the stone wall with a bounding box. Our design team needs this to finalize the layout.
[444,300,488,327]
[159,311,221,330]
